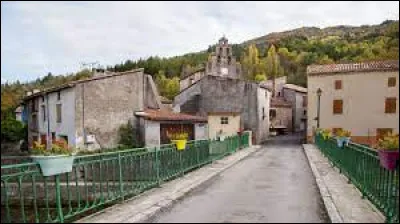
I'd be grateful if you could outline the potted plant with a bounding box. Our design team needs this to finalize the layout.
[376,133,399,171]
[335,129,351,147]
[168,131,188,151]
[30,139,76,176]
[320,129,332,140]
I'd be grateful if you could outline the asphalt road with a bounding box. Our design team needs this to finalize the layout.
[148,133,330,223]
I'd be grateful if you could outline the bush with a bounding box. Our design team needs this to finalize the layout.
[118,122,140,148]
[1,117,26,143]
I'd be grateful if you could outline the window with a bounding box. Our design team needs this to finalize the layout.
[376,128,393,141]
[41,96,45,102]
[388,77,396,87]
[228,56,231,65]
[262,107,265,120]
[385,97,396,113]
[41,105,46,121]
[277,92,281,97]
[303,96,307,107]
[220,117,229,124]
[56,104,62,123]
[303,109,307,116]
[332,128,343,135]
[333,99,343,114]
[31,114,38,130]
[52,132,56,142]
[270,109,277,119]
[217,56,221,63]
[57,91,61,100]
[335,80,342,90]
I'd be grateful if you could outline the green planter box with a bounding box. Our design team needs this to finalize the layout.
[31,155,75,176]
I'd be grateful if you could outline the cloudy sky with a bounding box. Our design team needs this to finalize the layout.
[1,1,399,83]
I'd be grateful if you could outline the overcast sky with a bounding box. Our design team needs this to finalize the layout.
[1,1,399,83]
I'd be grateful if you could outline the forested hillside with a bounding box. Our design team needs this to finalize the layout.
[1,20,398,127]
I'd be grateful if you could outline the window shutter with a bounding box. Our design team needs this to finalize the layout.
[388,77,396,87]
[335,80,342,90]
[333,100,343,114]
[385,98,396,113]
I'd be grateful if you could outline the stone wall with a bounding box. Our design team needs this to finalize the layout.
[75,70,146,149]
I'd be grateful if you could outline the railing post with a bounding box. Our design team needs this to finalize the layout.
[155,147,160,186]
[118,152,124,201]
[55,175,64,223]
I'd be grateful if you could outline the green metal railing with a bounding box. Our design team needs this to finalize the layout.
[315,134,399,223]
[1,133,250,223]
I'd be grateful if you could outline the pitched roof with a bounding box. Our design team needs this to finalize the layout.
[270,97,292,108]
[282,83,307,93]
[23,68,144,101]
[307,60,399,75]
[135,109,207,123]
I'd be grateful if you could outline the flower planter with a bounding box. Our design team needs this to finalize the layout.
[336,137,351,148]
[31,155,75,176]
[171,139,187,151]
[377,150,399,171]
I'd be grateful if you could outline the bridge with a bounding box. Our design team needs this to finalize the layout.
[1,132,398,223]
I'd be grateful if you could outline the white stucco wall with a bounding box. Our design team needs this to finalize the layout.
[307,71,399,137]
[37,88,76,148]
[257,87,270,142]
[195,123,208,140]
[208,114,240,140]
[144,120,160,148]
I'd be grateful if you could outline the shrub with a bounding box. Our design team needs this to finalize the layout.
[118,122,139,148]
[376,133,399,151]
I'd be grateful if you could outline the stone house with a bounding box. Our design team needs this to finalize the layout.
[261,77,307,133]
[174,75,271,144]
[307,60,399,146]
[23,68,207,151]
[179,36,242,91]
[270,97,293,132]
[282,84,308,132]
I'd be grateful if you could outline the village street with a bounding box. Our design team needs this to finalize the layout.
[147,133,330,223]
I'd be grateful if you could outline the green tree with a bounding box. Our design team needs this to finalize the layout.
[1,117,26,143]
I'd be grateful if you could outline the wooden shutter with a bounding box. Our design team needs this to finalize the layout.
[333,100,343,114]
[335,80,342,90]
[56,104,62,123]
[388,77,396,87]
[385,98,396,113]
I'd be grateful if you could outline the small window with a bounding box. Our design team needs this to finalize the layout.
[52,132,56,142]
[376,128,393,141]
[385,97,396,113]
[41,96,45,102]
[57,91,61,100]
[270,109,277,119]
[262,107,265,120]
[388,77,396,87]
[277,92,281,97]
[56,104,62,123]
[335,80,342,90]
[333,99,343,114]
[303,110,307,115]
[41,105,46,122]
[220,117,229,124]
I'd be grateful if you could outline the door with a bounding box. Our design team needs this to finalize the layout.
[160,124,195,144]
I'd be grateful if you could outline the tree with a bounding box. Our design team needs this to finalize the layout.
[241,44,263,81]
[1,117,26,143]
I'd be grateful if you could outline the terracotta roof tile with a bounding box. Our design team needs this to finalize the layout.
[136,109,207,123]
[307,60,399,75]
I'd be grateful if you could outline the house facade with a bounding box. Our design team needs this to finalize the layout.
[24,68,207,151]
[282,84,308,132]
[269,97,293,132]
[307,60,399,146]
[174,75,271,144]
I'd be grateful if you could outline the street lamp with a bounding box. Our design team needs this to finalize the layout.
[316,88,322,128]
